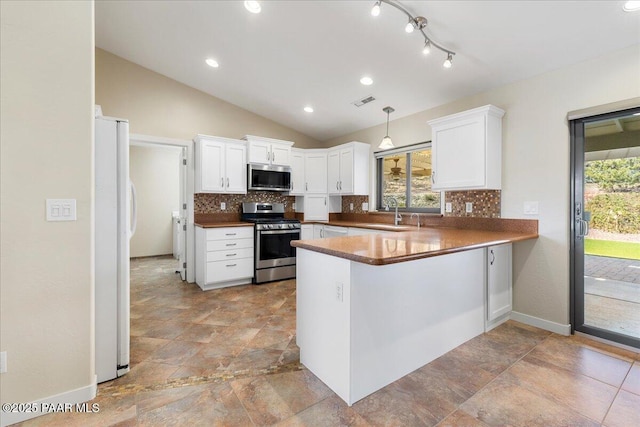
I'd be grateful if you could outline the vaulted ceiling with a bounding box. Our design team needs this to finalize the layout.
[96,1,640,142]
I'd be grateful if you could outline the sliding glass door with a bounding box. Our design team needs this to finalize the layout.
[570,107,640,348]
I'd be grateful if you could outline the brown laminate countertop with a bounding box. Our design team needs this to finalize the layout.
[291,227,538,265]
[195,222,253,228]
[302,220,417,232]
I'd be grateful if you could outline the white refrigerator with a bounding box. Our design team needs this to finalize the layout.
[95,116,136,383]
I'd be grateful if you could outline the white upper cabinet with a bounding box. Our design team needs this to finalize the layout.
[327,142,370,195]
[304,149,328,194]
[194,135,247,194]
[244,135,293,167]
[290,148,306,196]
[428,105,505,191]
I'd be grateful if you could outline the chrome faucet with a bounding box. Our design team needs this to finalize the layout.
[410,212,420,229]
[386,197,402,226]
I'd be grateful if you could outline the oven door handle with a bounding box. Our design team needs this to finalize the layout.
[259,229,300,235]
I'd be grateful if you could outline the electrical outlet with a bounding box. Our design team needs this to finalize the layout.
[335,282,343,302]
[445,202,452,213]
[465,202,473,213]
[362,202,369,211]
[350,203,354,211]
[0,351,7,374]
[220,202,226,210]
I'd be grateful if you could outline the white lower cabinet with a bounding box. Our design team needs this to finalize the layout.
[347,227,383,236]
[301,224,314,240]
[196,226,254,290]
[485,243,512,331]
[323,225,348,238]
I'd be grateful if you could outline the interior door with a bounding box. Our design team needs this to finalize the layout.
[178,147,187,280]
[570,107,640,349]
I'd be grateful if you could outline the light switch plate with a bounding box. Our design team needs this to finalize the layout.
[465,202,473,213]
[220,202,226,210]
[46,199,76,221]
[350,203,354,211]
[445,202,452,213]
[524,201,539,215]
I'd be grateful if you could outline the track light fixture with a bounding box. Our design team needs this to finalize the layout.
[371,0,456,68]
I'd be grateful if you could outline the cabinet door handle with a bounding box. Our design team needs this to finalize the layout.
[272,152,275,162]
[305,182,308,191]
[226,264,237,267]
[324,197,326,206]
[226,177,229,187]
[226,243,237,247]
[336,181,339,190]
[339,180,342,190]
[320,228,324,238]
[226,253,237,257]
[225,233,236,236]
[490,249,495,266]
[431,171,436,184]
[221,177,224,187]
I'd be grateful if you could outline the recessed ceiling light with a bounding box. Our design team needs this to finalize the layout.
[244,1,261,14]
[623,1,640,11]
[360,76,373,86]
[205,58,219,68]
[304,106,314,113]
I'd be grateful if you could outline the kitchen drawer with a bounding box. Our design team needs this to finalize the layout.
[206,238,253,251]
[205,227,253,241]
[206,258,254,283]
[206,247,253,262]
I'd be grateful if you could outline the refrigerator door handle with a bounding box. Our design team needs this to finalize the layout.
[129,179,138,238]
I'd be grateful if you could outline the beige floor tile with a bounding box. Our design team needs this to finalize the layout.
[509,355,618,422]
[527,335,632,387]
[437,409,489,427]
[603,389,640,427]
[621,362,640,395]
[275,395,370,427]
[461,374,601,426]
[230,376,296,425]
[136,382,252,426]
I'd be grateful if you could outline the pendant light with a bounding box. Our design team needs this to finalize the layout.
[379,106,395,150]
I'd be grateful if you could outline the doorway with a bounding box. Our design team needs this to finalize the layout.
[570,106,640,348]
[129,134,195,283]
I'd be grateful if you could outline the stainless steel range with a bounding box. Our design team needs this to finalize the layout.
[241,202,300,284]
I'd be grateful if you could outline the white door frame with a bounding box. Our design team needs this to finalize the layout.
[129,133,195,283]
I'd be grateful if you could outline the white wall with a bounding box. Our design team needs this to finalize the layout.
[0,0,94,412]
[129,145,181,257]
[326,45,640,327]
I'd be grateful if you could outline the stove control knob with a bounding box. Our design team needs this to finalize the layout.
[266,224,273,229]
[288,224,295,229]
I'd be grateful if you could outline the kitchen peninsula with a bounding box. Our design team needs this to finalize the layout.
[292,223,537,406]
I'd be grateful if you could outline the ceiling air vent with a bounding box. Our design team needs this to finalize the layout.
[352,95,376,107]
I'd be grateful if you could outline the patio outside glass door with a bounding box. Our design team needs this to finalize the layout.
[571,107,640,349]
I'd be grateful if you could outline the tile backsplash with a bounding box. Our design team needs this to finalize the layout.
[195,190,499,218]
[195,192,295,214]
[444,190,501,218]
[341,195,369,214]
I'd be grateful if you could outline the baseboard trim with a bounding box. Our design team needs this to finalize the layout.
[1,376,97,426]
[511,311,571,336]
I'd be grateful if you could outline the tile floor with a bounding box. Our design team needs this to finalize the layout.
[17,256,640,426]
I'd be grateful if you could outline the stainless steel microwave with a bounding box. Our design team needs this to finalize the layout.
[247,164,292,192]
